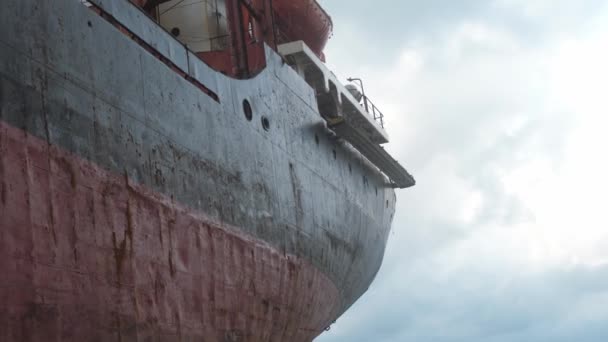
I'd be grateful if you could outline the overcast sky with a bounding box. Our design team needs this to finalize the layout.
[315,0,608,341]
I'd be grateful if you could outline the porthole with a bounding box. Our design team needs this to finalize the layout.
[261,116,270,131]
[243,99,253,121]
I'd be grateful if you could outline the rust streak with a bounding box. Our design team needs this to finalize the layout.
[111,230,128,282]
[0,152,6,206]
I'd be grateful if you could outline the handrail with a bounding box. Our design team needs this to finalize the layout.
[347,78,385,129]
[361,95,385,128]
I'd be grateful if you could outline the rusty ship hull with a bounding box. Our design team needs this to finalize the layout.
[0,0,404,340]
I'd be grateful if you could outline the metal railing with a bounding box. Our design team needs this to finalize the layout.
[361,94,385,128]
[347,77,385,128]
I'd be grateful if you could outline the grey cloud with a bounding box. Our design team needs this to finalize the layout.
[315,1,608,342]
[319,0,607,64]
[321,264,608,341]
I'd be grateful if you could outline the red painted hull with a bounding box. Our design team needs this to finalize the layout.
[0,120,340,341]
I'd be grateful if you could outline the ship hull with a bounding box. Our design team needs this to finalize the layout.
[0,0,397,340]
[0,120,338,341]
